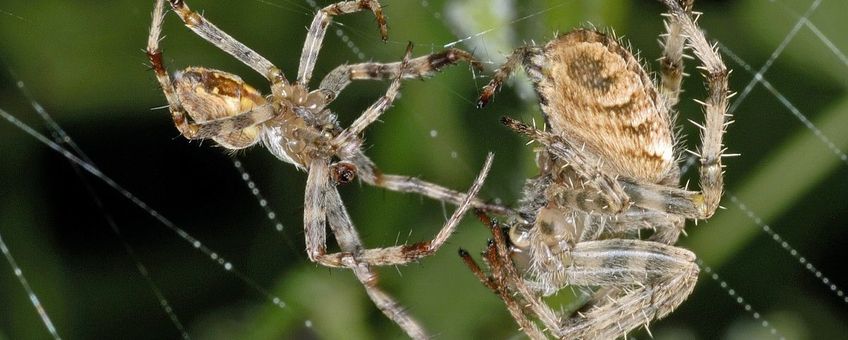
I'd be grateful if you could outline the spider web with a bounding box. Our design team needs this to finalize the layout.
[1,0,847,339]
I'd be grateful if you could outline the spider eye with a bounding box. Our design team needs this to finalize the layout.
[330,161,357,185]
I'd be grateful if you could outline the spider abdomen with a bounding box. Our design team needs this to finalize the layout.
[173,67,266,149]
[537,30,676,183]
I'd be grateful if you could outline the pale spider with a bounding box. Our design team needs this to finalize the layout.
[145,0,508,338]
[460,0,730,338]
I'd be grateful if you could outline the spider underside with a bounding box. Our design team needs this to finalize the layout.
[145,0,512,338]
[463,0,730,338]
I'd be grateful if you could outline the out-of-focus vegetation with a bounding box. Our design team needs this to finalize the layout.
[1,0,846,339]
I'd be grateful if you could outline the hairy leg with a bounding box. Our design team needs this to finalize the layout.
[297,0,387,85]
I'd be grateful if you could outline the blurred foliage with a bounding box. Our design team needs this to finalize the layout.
[1,0,847,339]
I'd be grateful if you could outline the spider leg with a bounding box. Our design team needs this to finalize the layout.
[628,0,729,220]
[558,239,699,339]
[348,263,428,340]
[502,117,631,214]
[477,211,565,337]
[303,155,496,337]
[303,158,428,339]
[607,209,686,245]
[318,48,482,104]
[179,104,276,141]
[148,0,194,139]
[163,0,286,82]
[317,154,494,267]
[298,0,388,85]
[331,42,414,155]
[303,158,332,264]
[477,46,543,108]
[459,245,548,340]
[318,47,504,215]
[346,150,512,215]
[148,0,278,145]
[502,116,726,220]
[658,0,694,109]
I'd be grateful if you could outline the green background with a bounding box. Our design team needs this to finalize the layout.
[1,0,846,339]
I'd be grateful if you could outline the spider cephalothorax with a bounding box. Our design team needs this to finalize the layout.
[145,0,509,338]
[463,0,730,338]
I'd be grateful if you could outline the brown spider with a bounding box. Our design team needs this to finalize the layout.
[145,0,509,337]
[461,0,730,338]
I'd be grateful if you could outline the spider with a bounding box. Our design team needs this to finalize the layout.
[145,0,510,338]
[460,0,730,338]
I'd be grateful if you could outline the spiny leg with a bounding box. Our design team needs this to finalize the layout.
[477,212,565,337]
[325,169,431,339]
[331,42,413,152]
[304,158,428,339]
[503,115,723,220]
[459,245,547,340]
[147,0,275,143]
[179,104,276,141]
[459,217,548,339]
[349,264,428,340]
[616,0,730,220]
[147,0,194,138]
[667,0,729,219]
[164,0,285,82]
[318,48,482,104]
[303,158,331,264]
[658,0,694,109]
[606,209,686,245]
[298,0,387,85]
[559,239,699,339]
[477,46,542,108]
[317,153,494,267]
[346,149,511,215]
[502,117,631,214]
[301,158,368,268]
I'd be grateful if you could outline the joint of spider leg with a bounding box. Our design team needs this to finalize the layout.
[400,240,434,259]
[476,84,500,109]
[146,50,166,75]
[330,161,357,185]
[267,67,288,86]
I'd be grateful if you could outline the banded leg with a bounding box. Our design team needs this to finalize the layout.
[309,153,494,267]
[318,48,482,104]
[178,104,276,141]
[503,115,726,220]
[677,0,730,217]
[607,209,686,245]
[345,150,513,215]
[477,46,542,108]
[303,158,427,339]
[559,239,700,339]
[163,0,285,82]
[348,263,428,340]
[298,0,387,85]
[658,0,694,109]
[331,42,413,152]
[459,245,547,340]
[643,0,730,219]
[147,0,194,138]
[502,117,631,214]
[147,0,277,144]
[472,212,565,337]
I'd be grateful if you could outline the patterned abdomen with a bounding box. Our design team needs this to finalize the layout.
[537,30,676,183]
